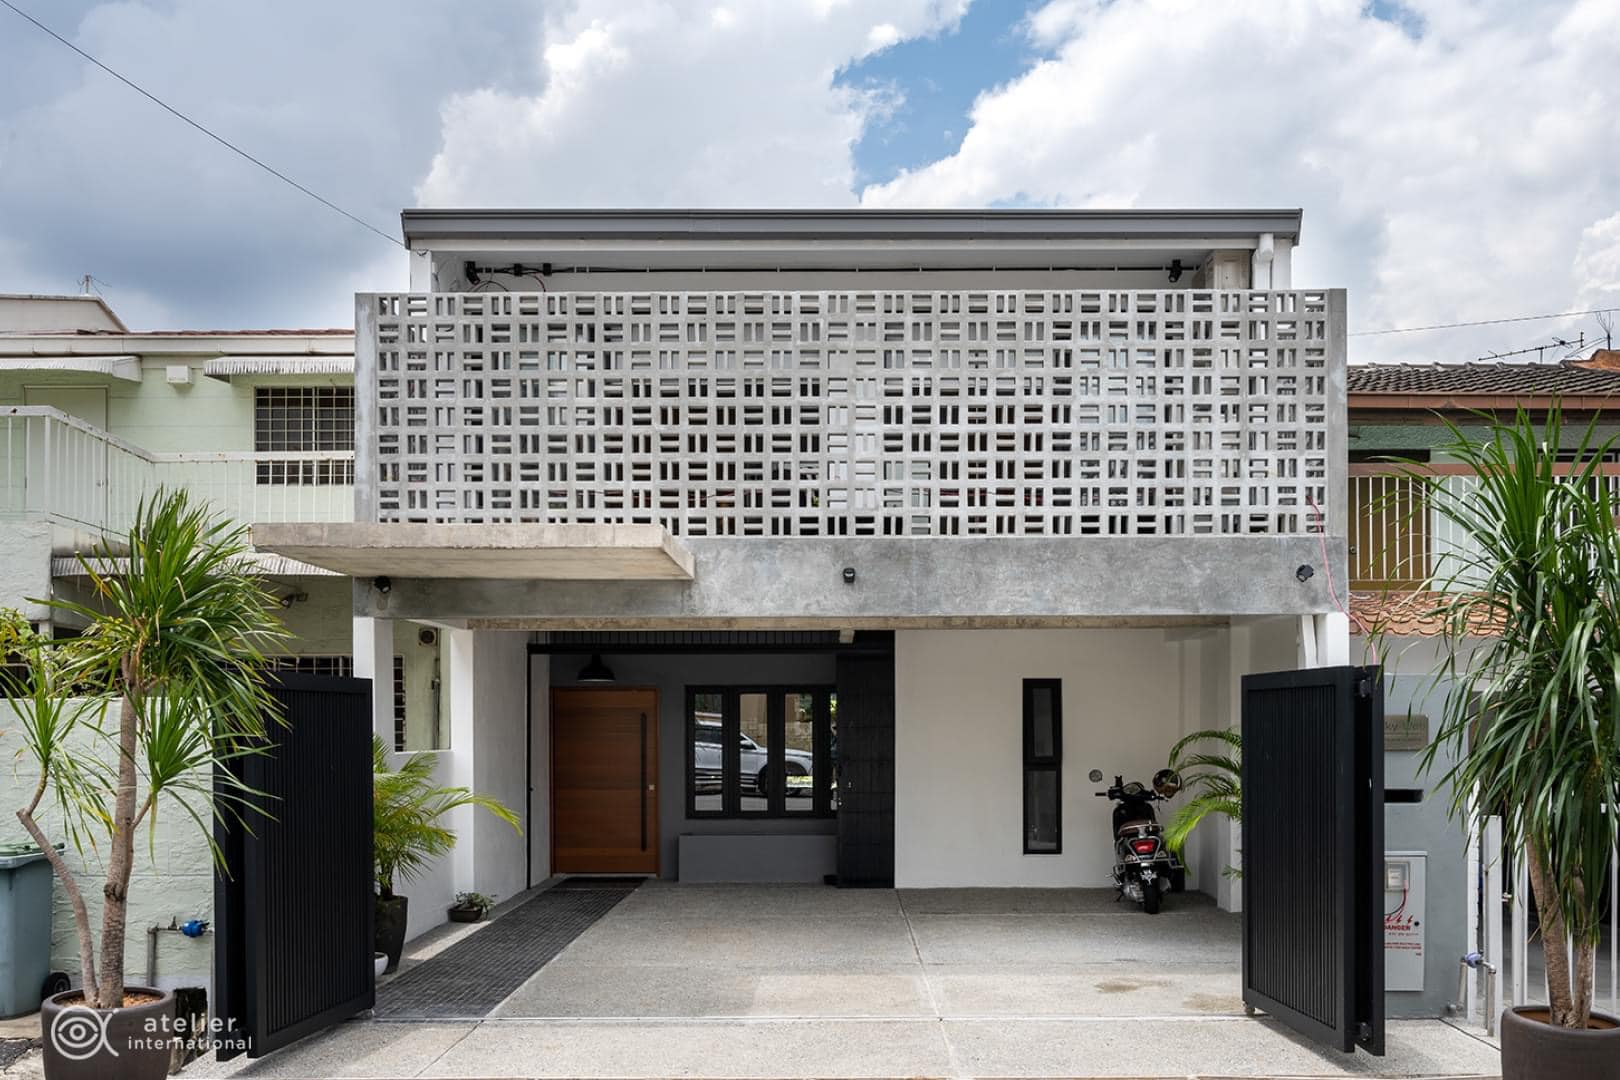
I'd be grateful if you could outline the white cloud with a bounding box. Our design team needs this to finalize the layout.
[860,0,1620,363]
[416,0,968,208]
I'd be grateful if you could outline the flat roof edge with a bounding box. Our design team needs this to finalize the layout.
[402,207,1304,243]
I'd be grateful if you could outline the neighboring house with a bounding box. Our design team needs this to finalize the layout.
[250,208,1350,935]
[1345,352,1620,1016]
[0,294,447,992]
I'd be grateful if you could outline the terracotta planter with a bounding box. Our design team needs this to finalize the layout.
[375,895,409,973]
[1501,1005,1620,1080]
[40,985,174,1080]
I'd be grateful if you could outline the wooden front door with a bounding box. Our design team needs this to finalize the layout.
[551,688,659,875]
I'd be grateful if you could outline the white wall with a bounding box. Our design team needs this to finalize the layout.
[469,631,530,903]
[896,628,1204,889]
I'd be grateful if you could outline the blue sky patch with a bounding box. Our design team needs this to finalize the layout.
[838,1,1044,189]
[1365,0,1426,39]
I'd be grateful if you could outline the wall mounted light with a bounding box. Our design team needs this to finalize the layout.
[1295,564,1315,583]
[374,576,392,594]
[842,567,857,584]
[576,654,616,684]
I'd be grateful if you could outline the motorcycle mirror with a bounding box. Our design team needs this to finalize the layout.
[1152,768,1182,798]
[1087,768,1103,783]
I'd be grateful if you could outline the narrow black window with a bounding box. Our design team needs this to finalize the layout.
[1023,679,1062,854]
[686,686,837,819]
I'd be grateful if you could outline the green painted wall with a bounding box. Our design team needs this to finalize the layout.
[0,358,351,453]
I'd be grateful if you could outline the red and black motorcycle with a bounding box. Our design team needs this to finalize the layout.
[1093,768,1186,914]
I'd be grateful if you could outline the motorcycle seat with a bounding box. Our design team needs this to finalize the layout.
[1116,819,1156,836]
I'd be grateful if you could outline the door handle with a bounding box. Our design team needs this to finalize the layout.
[639,712,648,852]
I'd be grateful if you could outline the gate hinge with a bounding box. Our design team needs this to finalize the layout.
[1355,675,1376,699]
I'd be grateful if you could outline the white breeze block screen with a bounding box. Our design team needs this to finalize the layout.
[363,290,1341,537]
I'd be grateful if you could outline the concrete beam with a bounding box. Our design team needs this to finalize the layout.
[349,535,1345,625]
[251,522,695,581]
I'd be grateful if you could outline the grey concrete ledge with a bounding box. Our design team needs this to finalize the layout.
[353,535,1345,624]
[252,522,695,581]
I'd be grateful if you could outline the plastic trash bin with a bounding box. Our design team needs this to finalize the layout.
[0,843,54,1018]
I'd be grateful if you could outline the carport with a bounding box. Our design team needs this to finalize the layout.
[193,882,1501,1079]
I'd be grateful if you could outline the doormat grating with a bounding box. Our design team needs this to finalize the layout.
[374,879,640,1019]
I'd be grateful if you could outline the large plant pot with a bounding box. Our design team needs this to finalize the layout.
[376,895,409,974]
[40,985,174,1080]
[1501,1005,1620,1079]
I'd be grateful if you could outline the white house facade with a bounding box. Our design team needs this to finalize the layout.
[256,209,1349,931]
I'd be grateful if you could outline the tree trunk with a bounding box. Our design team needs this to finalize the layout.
[1525,839,1585,1027]
[97,691,139,1008]
[15,802,98,1005]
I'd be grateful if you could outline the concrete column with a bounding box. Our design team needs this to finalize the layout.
[1272,237,1293,288]
[1315,612,1350,666]
[408,249,433,291]
[442,628,530,901]
[352,613,394,745]
[446,628,478,894]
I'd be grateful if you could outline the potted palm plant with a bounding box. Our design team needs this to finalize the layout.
[1408,408,1620,1076]
[2,491,284,1080]
[372,738,518,971]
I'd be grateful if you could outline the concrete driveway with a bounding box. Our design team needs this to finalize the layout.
[186,882,1503,1079]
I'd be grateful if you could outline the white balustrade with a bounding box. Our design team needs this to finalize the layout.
[0,407,352,536]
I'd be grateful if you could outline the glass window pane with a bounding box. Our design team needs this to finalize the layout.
[738,692,769,814]
[1025,768,1059,852]
[827,692,839,813]
[782,692,815,814]
[690,692,724,813]
[1029,685,1056,760]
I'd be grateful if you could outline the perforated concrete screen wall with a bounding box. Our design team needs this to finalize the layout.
[361,289,1342,538]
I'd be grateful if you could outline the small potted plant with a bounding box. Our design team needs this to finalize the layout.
[373,739,519,971]
[448,892,496,923]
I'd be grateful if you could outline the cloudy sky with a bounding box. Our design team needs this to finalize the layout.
[2,0,1618,364]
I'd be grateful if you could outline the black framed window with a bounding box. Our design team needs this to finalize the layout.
[686,685,837,819]
[1023,678,1062,854]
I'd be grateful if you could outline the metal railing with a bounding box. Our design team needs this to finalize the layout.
[0,407,353,536]
[1464,815,1617,1032]
[1350,466,1620,589]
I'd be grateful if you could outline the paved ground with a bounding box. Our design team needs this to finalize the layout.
[167,882,1502,1079]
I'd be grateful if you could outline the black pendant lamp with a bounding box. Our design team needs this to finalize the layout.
[576,653,615,684]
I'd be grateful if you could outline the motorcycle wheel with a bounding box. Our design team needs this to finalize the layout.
[1142,886,1162,914]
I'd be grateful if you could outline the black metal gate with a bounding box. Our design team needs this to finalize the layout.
[1241,665,1384,1055]
[215,674,375,1059]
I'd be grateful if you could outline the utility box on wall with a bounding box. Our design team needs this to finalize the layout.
[1384,852,1426,991]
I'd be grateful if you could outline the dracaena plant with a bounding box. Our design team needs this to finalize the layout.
[2,490,284,1008]
[1404,406,1620,1029]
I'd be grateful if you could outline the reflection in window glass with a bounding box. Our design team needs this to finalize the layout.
[828,692,839,812]
[739,693,769,814]
[1029,686,1056,760]
[691,692,724,813]
[783,692,815,814]
[1025,769,1060,852]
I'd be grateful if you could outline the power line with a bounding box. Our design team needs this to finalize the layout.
[1352,306,1620,337]
[1,0,404,250]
